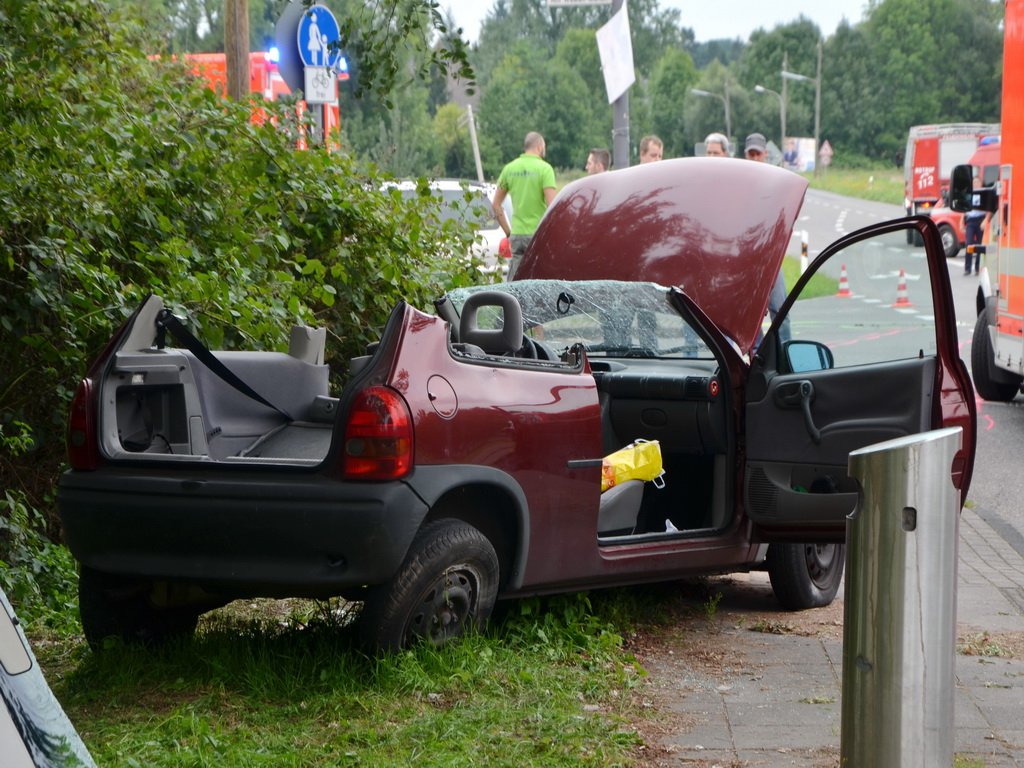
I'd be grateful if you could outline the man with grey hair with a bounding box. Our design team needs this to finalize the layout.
[492,132,557,279]
[703,132,730,157]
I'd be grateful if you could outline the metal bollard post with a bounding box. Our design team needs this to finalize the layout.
[800,230,809,274]
[842,427,962,767]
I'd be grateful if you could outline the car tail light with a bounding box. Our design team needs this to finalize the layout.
[342,386,413,480]
[67,378,100,470]
[499,237,512,260]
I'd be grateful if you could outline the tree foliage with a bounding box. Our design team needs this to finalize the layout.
[80,0,1005,173]
[648,48,698,157]
[101,0,476,103]
[0,0,481,531]
[479,41,604,173]
[849,0,1002,159]
[473,0,700,167]
[735,18,822,139]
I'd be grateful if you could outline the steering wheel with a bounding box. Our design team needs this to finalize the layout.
[517,336,539,359]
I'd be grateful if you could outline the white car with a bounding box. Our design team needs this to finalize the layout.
[387,178,511,275]
[0,587,95,766]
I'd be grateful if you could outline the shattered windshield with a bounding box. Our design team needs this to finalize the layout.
[446,280,714,360]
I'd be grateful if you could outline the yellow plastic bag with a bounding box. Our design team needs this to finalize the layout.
[601,439,665,492]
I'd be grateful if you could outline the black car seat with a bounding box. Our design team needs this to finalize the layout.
[459,291,524,356]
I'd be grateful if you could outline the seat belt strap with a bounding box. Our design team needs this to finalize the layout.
[155,309,292,421]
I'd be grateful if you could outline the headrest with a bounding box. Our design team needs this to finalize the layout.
[459,291,523,356]
[289,325,326,365]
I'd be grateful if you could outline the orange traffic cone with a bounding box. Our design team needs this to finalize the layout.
[893,269,912,307]
[837,264,852,297]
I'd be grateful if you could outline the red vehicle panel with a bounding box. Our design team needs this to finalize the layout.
[519,158,806,355]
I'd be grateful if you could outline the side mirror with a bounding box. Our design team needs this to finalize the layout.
[949,164,998,214]
[786,340,834,373]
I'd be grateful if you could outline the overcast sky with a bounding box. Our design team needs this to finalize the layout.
[439,0,869,44]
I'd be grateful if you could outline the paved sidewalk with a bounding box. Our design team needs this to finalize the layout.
[638,509,1024,767]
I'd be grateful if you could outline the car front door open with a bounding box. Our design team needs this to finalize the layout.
[743,218,976,541]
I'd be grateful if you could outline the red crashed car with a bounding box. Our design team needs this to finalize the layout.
[57,159,976,651]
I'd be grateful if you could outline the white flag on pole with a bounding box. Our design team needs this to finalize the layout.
[596,1,635,104]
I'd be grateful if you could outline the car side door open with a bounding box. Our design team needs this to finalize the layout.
[744,218,975,541]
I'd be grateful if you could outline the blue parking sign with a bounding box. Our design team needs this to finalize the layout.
[297,4,341,71]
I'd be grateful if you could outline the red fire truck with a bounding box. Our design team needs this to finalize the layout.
[905,123,999,218]
[950,0,1024,401]
[185,51,291,100]
[185,51,341,145]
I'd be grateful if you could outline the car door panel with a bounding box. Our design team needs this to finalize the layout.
[746,356,936,532]
[744,217,975,540]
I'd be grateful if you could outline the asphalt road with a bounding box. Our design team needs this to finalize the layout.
[799,187,1024,559]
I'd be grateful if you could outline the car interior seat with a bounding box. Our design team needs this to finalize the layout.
[597,479,645,536]
[288,325,326,365]
[458,291,524,356]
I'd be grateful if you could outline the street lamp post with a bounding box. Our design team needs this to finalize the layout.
[754,84,786,161]
[781,39,822,176]
[690,83,731,146]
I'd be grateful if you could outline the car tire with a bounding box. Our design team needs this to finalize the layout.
[78,567,199,649]
[971,313,1022,402]
[906,221,924,247]
[938,224,960,258]
[766,543,845,610]
[359,519,499,652]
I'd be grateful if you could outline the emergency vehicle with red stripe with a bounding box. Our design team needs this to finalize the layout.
[952,0,1024,401]
[185,50,342,149]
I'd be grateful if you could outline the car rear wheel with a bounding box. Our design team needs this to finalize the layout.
[938,224,960,258]
[971,313,1022,402]
[78,567,199,649]
[359,519,499,652]
[766,543,845,610]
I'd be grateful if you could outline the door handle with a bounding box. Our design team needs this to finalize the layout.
[798,380,822,444]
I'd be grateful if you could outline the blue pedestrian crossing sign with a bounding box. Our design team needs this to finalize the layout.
[297,4,342,71]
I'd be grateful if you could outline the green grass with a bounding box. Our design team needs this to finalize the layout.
[783,254,838,298]
[40,594,657,767]
[805,165,905,207]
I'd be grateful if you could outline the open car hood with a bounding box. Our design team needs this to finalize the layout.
[514,157,808,354]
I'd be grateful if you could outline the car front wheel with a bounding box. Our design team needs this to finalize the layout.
[78,567,200,649]
[766,543,845,610]
[359,519,500,652]
[938,224,960,258]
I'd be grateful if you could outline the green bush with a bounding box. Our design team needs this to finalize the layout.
[0,0,482,618]
[0,423,79,633]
